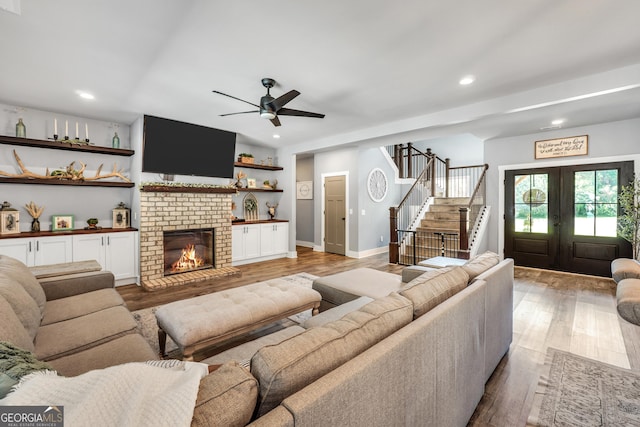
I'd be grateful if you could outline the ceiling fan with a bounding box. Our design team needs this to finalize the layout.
[212,78,325,127]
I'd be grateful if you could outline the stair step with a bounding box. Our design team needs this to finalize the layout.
[429,204,467,213]
[420,219,460,229]
[433,197,470,205]
[423,211,460,221]
[416,226,460,233]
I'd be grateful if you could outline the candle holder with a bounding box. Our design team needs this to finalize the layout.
[64,135,69,141]
[85,138,90,143]
[53,134,58,141]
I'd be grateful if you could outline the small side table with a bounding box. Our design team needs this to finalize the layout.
[418,256,467,269]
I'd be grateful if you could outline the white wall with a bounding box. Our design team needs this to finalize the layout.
[412,133,484,167]
[484,117,640,255]
[296,156,314,244]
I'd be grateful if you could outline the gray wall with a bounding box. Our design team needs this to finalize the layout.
[413,133,484,167]
[296,156,314,244]
[484,117,640,255]
[0,102,132,231]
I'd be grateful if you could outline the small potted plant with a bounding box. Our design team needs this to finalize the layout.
[238,153,254,164]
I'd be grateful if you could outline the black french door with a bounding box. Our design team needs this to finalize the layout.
[505,161,633,277]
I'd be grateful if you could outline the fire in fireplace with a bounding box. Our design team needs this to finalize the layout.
[163,229,214,276]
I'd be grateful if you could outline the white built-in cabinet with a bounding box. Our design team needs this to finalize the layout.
[0,235,73,266]
[232,221,288,265]
[72,231,137,285]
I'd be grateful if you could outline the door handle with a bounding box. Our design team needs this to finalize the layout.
[342,218,345,221]
[28,241,32,252]
[36,241,39,251]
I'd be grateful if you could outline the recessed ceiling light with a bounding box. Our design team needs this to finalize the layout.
[459,75,475,86]
[76,90,95,100]
[551,119,565,125]
[272,134,280,139]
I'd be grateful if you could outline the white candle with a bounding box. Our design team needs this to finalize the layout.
[85,123,89,140]
[54,119,57,135]
[65,120,68,136]
[75,122,79,139]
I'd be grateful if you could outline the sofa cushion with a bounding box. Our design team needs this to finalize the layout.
[0,272,41,340]
[251,292,413,417]
[611,258,640,284]
[461,251,500,281]
[41,288,125,326]
[0,255,46,312]
[400,267,469,319]
[616,278,640,325]
[34,305,137,361]
[312,268,402,309]
[0,341,53,398]
[191,361,258,427]
[0,296,35,352]
[302,296,374,329]
[47,334,158,377]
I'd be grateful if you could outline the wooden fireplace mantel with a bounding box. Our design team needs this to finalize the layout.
[139,185,237,194]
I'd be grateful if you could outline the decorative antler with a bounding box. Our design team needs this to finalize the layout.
[0,150,58,180]
[84,163,131,182]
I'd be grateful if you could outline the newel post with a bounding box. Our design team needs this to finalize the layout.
[459,207,469,259]
[389,207,399,263]
[445,158,451,198]
[407,142,413,179]
[426,148,436,196]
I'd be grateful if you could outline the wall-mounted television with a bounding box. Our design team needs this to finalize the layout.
[142,115,237,179]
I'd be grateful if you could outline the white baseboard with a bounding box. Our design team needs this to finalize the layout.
[287,251,298,259]
[296,240,315,248]
[347,246,389,259]
[313,245,324,252]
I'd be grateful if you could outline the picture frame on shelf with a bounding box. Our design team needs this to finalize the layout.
[247,178,257,189]
[51,215,74,231]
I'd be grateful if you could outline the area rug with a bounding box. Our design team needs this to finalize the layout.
[132,272,318,356]
[527,348,640,426]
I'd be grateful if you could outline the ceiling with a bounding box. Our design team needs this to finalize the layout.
[2,0,640,152]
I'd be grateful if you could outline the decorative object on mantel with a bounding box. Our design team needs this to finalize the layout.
[231,201,238,221]
[51,214,74,232]
[266,202,278,220]
[0,150,131,182]
[138,182,237,193]
[243,193,259,221]
[112,202,130,229]
[534,135,588,159]
[15,118,26,138]
[238,153,254,164]
[234,171,247,188]
[0,201,20,235]
[24,201,44,232]
[85,218,101,230]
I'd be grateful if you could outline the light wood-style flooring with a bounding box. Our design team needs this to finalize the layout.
[117,247,640,426]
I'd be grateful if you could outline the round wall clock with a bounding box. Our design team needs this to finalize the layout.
[367,168,388,202]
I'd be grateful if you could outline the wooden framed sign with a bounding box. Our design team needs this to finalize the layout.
[534,135,588,159]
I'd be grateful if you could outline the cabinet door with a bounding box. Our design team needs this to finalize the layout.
[244,225,261,259]
[34,236,73,266]
[0,237,34,266]
[274,223,289,254]
[105,232,136,282]
[232,226,246,262]
[72,234,106,268]
[260,224,275,256]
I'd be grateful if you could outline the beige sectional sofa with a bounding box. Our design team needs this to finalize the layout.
[198,253,514,426]
[0,255,157,377]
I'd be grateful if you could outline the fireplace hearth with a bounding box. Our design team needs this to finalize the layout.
[164,229,214,276]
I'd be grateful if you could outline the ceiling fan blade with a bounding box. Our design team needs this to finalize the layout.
[270,116,281,127]
[219,110,259,117]
[267,90,300,111]
[212,90,260,108]
[277,108,325,119]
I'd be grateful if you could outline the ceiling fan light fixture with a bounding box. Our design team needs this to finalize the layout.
[260,111,276,120]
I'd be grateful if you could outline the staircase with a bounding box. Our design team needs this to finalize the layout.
[388,143,488,266]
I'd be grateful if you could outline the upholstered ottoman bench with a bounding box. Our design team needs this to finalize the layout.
[155,281,321,360]
[312,268,403,311]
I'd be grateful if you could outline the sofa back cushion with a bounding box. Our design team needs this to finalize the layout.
[0,255,46,313]
[400,267,469,319]
[251,292,413,417]
[461,251,500,282]
[0,296,35,352]
[0,273,41,341]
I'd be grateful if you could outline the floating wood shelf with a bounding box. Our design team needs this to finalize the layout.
[0,135,135,156]
[0,227,138,240]
[237,187,283,193]
[0,177,134,188]
[234,162,283,171]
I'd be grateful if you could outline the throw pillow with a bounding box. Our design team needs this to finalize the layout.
[0,255,46,313]
[0,341,53,399]
[0,273,42,340]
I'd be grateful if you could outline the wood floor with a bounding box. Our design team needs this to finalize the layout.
[117,247,640,426]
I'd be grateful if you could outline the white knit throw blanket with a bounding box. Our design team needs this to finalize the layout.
[0,361,208,427]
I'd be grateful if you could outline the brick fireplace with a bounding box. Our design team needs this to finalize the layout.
[139,186,239,291]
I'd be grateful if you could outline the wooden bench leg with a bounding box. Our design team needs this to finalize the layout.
[158,328,167,358]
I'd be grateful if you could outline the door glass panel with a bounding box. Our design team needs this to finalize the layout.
[574,169,618,237]
[514,174,548,233]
